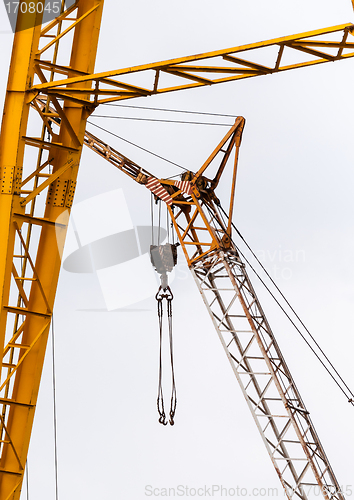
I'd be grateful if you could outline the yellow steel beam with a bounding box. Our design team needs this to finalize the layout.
[36,2,101,56]
[193,118,244,181]
[20,156,77,207]
[0,12,44,497]
[0,1,104,498]
[30,23,354,103]
[39,1,78,36]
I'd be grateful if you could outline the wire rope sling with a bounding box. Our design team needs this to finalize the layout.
[150,198,178,425]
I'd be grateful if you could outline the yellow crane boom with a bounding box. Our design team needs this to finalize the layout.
[31,22,354,104]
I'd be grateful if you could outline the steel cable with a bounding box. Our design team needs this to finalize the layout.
[100,103,238,119]
[51,318,59,500]
[168,298,177,426]
[91,115,233,126]
[157,299,168,426]
[86,121,188,171]
[218,204,354,403]
[203,201,354,404]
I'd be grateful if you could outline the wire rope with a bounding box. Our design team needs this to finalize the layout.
[25,461,29,500]
[51,318,59,500]
[158,201,162,245]
[217,204,354,403]
[100,103,238,119]
[167,297,177,426]
[157,298,167,426]
[203,202,354,404]
[86,121,187,171]
[151,194,154,245]
[90,115,233,126]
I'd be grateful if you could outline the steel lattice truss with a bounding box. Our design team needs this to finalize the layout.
[31,23,354,104]
[191,250,343,500]
[0,2,104,498]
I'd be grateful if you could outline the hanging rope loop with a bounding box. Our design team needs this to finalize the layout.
[167,296,177,425]
[155,282,177,426]
[157,297,168,426]
[151,198,178,426]
[156,277,174,300]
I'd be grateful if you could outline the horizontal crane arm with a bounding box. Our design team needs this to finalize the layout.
[30,23,354,104]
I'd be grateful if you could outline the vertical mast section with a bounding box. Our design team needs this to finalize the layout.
[0,1,104,498]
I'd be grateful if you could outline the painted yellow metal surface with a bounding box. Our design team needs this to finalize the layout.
[0,1,104,498]
[164,120,245,267]
[30,23,354,104]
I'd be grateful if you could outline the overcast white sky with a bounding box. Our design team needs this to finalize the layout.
[0,1,354,499]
